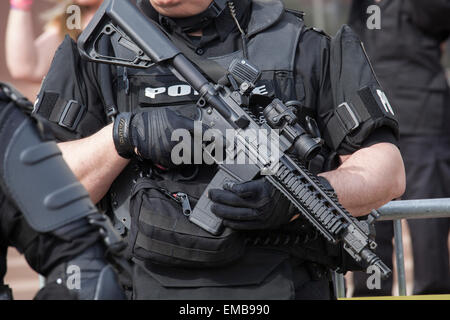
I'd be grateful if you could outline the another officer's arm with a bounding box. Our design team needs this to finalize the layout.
[6,7,61,81]
[58,124,129,204]
[319,142,405,217]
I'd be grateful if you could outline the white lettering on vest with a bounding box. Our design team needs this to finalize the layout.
[168,84,192,97]
[376,89,395,115]
[252,85,268,95]
[145,85,200,99]
[145,87,166,99]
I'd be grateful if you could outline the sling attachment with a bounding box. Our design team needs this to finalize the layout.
[87,212,133,287]
[88,213,125,255]
[98,35,118,123]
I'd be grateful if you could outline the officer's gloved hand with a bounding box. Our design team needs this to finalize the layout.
[209,178,294,230]
[113,108,197,167]
[38,244,126,300]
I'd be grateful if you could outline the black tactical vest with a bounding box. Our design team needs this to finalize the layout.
[109,0,307,232]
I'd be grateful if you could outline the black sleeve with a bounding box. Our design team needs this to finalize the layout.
[295,29,398,156]
[362,127,398,149]
[34,36,107,142]
[409,0,450,35]
[348,0,373,31]
[294,29,333,141]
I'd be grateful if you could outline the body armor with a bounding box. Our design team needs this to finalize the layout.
[109,0,308,233]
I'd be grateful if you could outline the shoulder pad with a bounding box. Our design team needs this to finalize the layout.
[33,36,105,140]
[324,25,399,152]
[0,104,97,233]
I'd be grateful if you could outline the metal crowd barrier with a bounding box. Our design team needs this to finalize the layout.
[335,198,450,299]
[39,198,450,298]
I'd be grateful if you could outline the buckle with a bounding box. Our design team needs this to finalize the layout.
[336,102,360,132]
[58,100,85,131]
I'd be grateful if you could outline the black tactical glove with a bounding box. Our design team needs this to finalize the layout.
[113,108,197,167]
[209,178,294,230]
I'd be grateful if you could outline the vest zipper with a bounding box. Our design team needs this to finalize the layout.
[132,180,195,217]
[171,192,193,216]
[162,189,193,217]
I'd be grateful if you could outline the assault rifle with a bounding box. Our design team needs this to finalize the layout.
[78,0,391,278]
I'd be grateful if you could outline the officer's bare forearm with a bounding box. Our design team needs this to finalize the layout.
[58,124,130,204]
[319,143,405,217]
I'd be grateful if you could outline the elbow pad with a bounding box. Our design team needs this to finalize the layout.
[0,83,97,233]
[325,25,399,152]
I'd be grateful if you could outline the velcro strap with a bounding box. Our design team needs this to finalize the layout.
[35,91,102,134]
[325,85,393,150]
[325,102,361,150]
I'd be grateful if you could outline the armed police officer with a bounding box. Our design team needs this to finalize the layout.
[0,83,128,300]
[33,0,405,299]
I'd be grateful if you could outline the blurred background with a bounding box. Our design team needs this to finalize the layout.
[0,1,54,101]
[0,0,448,299]
[2,0,449,102]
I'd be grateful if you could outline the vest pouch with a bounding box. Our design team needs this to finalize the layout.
[129,176,246,268]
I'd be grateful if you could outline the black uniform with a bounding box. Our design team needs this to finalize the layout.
[350,0,450,295]
[34,0,397,300]
[0,84,127,300]
[0,93,94,299]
